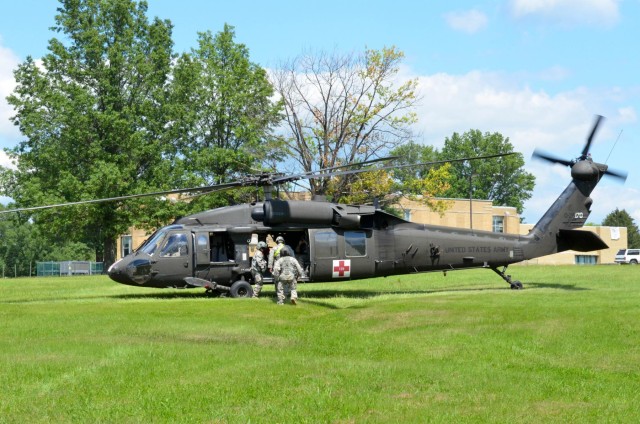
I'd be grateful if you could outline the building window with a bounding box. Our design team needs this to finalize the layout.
[575,255,598,265]
[403,209,412,221]
[492,216,504,233]
[121,235,133,257]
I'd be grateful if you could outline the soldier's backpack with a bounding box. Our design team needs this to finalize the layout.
[279,259,296,283]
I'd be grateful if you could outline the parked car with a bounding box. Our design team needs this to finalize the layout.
[615,249,640,264]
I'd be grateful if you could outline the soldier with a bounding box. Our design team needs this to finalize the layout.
[268,235,286,273]
[272,247,305,305]
[251,241,269,298]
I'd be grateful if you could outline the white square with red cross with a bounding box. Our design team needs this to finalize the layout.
[332,259,351,278]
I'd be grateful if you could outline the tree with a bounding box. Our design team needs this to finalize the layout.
[389,141,439,183]
[271,47,419,200]
[0,207,93,277]
[2,0,177,267]
[168,24,283,210]
[439,130,535,214]
[602,208,640,248]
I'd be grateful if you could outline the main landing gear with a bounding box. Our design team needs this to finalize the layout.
[491,266,523,290]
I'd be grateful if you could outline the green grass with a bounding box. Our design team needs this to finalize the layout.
[1,266,639,423]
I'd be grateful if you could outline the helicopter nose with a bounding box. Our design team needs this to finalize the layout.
[107,257,153,286]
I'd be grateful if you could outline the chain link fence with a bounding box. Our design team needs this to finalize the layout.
[36,261,104,277]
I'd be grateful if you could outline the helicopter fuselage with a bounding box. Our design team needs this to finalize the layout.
[107,201,531,290]
[107,154,613,295]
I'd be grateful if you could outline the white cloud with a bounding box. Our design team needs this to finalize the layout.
[0,39,21,144]
[411,70,597,154]
[444,9,489,34]
[509,0,620,27]
[393,67,639,224]
[617,106,637,123]
[0,149,16,169]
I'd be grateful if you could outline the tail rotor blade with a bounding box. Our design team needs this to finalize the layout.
[532,149,573,167]
[604,168,628,182]
[582,115,604,158]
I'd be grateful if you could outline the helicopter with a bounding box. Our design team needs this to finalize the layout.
[2,116,626,297]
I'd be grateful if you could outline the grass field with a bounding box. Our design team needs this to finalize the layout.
[1,265,639,423]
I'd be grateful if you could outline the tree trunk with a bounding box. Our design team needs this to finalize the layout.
[103,237,117,271]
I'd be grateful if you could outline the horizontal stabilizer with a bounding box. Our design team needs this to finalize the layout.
[557,229,608,252]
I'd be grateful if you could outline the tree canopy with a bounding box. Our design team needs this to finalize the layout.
[439,130,535,214]
[168,24,283,210]
[602,208,640,248]
[1,1,282,266]
[3,0,177,265]
[271,47,419,200]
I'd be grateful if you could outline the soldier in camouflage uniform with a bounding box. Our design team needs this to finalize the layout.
[268,236,287,272]
[272,247,304,305]
[251,241,269,298]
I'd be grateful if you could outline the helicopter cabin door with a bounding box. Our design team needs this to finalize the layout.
[193,229,236,283]
[151,229,192,285]
[309,229,373,281]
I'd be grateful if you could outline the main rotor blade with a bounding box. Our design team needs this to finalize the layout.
[271,155,400,185]
[583,114,604,158]
[298,153,515,181]
[0,181,245,215]
[531,149,574,167]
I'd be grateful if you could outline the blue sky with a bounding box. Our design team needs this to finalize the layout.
[1,0,639,224]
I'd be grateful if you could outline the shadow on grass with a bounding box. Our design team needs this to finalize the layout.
[2,280,588,305]
[113,291,212,300]
[524,282,589,291]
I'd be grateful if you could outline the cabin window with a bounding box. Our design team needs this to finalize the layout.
[492,216,504,233]
[197,234,208,247]
[160,233,189,257]
[345,231,367,257]
[314,231,338,258]
[121,235,132,257]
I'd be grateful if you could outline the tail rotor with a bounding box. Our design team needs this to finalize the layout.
[532,115,627,182]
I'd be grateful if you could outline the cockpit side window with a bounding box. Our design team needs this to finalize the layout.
[160,233,189,257]
[140,230,167,255]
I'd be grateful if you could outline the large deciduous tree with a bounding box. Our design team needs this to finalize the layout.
[271,47,419,200]
[2,0,176,266]
[439,130,535,214]
[169,24,283,209]
[602,208,640,248]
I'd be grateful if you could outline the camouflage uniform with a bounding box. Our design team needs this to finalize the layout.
[251,243,268,298]
[267,237,286,272]
[272,255,304,305]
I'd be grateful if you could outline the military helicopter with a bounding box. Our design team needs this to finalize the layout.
[3,116,626,297]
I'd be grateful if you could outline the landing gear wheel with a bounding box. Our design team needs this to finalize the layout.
[492,266,524,290]
[230,280,253,298]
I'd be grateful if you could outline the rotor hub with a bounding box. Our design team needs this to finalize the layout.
[571,160,599,181]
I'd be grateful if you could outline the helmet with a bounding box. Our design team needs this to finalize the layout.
[276,236,285,244]
[257,241,267,249]
[279,246,292,257]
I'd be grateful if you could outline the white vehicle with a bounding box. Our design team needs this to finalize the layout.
[615,249,640,264]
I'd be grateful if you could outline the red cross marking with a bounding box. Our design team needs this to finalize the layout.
[333,260,350,276]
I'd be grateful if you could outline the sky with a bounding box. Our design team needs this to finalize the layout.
[0,0,639,225]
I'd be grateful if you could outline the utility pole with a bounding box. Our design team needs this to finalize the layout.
[468,167,474,230]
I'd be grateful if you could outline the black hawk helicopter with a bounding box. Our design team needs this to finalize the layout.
[3,116,626,297]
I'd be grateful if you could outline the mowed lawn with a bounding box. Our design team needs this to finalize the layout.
[1,265,639,423]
